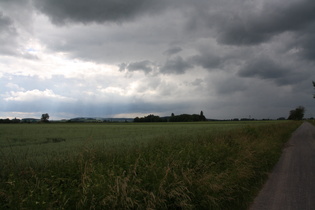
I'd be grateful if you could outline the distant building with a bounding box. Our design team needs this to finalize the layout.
[21,118,40,123]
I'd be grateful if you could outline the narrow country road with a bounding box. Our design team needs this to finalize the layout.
[250,122,315,210]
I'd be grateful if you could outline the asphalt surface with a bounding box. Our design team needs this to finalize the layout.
[250,122,315,210]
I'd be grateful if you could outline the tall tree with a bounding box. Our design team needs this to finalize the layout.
[200,111,206,121]
[41,113,50,122]
[200,111,204,116]
[288,106,305,120]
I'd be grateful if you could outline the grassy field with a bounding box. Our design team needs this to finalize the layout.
[0,121,301,209]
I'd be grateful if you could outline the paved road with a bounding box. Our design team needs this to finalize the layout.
[250,122,315,210]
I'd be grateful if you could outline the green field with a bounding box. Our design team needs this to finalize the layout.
[0,121,301,209]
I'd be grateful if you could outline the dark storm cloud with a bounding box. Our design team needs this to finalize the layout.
[190,53,223,70]
[32,0,169,25]
[163,46,183,56]
[160,56,193,74]
[214,77,247,95]
[191,78,203,86]
[295,27,315,60]
[30,0,315,66]
[260,0,315,32]
[0,12,18,55]
[203,0,315,46]
[0,10,13,27]
[238,57,290,85]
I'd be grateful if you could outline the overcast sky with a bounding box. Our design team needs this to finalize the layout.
[1,0,315,120]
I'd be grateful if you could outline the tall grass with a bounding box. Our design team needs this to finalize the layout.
[0,121,300,209]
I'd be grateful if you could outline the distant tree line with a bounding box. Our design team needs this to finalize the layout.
[0,118,21,124]
[0,113,50,124]
[134,114,167,122]
[134,111,207,123]
[169,111,206,122]
[0,118,44,123]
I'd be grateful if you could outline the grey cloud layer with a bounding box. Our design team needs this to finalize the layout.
[30,0,315,65]
[0,12,18,55]
[201,0,315,46]
[33,0,170,25]
[238,57,288,80]
[1,0,315,119]
[163,47,183,56]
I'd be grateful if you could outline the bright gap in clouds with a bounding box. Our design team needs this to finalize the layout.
[1,37,195,120]
[0,39,141,119]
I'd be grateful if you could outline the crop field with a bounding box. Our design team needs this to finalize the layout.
[0,121,301,209]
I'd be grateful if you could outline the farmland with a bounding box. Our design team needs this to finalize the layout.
[0,121,301,209]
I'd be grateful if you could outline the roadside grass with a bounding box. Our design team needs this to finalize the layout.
[0,121,300,209]
[309,120,315,126]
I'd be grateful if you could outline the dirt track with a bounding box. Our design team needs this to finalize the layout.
[250,122,315,210]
